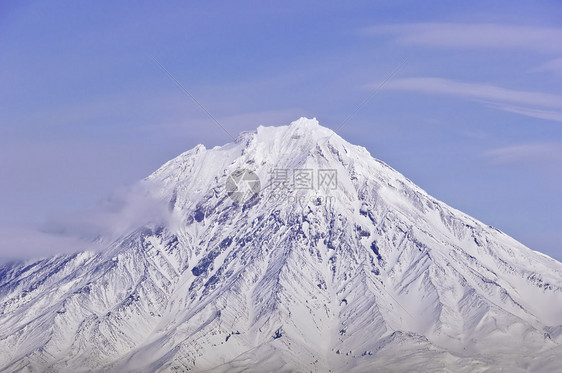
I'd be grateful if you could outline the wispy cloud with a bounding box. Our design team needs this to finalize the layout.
[532,57,562,75]
[41,181,173,242]
[362,23,562,53]
[0,180,176,263]
[0,226,101,263]
[385,77,562,108]
[381,77,562,122]
[484,143,562,165]
[488,103,562,122]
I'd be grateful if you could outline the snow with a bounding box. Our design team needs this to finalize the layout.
[0,117,561,372]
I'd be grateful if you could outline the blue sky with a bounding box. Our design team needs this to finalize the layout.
[1,1,561,261]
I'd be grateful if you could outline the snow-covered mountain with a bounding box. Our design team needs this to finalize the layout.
[1,117,561,372]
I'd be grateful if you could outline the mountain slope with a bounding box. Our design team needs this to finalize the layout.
[1,117,561,372]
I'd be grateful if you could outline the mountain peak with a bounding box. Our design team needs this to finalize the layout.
[253,116,335,146]
[289,116,320,128]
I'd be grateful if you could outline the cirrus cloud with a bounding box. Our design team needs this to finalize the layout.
[379,77,562,122]
[484,143,562,165]
[361,23,562,54]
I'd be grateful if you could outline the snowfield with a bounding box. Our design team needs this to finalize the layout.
[1,117,561,372]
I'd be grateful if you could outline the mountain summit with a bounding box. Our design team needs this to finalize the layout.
[1,118,561,372]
